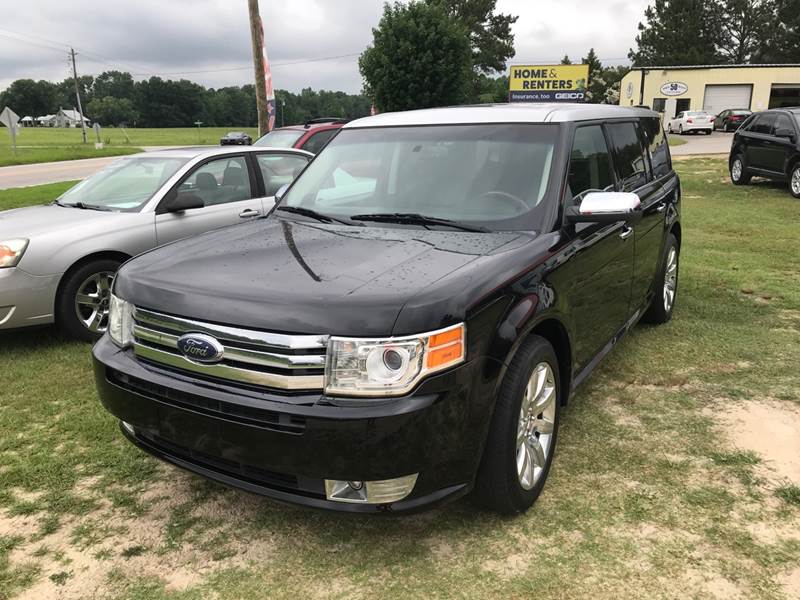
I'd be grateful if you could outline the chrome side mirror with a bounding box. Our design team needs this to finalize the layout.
[566,192,642,224]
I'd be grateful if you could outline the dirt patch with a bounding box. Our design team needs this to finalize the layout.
[715,400,800,484]
[780,567,800,598]
[482,553,529,580]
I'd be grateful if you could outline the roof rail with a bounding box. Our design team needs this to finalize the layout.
[304,117,349,128]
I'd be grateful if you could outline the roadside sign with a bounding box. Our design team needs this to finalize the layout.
[508,64,590,103]
[0,106,20,154]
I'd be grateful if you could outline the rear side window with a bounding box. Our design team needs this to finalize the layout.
[301,129,338,154]
[774,114,795,134]
[567,125,614,198]
[641,117,671,179]
[750,113,776,135]
[606,122,649,191]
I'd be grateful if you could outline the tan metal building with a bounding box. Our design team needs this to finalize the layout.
[619,64,800,119]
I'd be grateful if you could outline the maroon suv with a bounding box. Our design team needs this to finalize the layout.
[254,118,346,154]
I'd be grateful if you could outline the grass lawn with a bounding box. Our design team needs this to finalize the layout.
[0,181,78,211]
[1,158,799,599]
[667,135,687,146]
[0,146,142,168]
[6,127,257,148]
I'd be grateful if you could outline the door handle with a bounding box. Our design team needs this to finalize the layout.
[619,226,634,240]
[239,208,260,218]
[656,203,667,213]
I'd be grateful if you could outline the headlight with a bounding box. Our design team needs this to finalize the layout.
[325,323,465,397]
[0,239,29,268]
[108,293,133,347]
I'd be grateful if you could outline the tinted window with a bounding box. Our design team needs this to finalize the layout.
[641,117,671,179]
[751,113,776,135]
[178,156,252,207]
[301,129,338,154]
[774,114,795,135]
[256,153,309,196]
[607,122,649,190]
[283,124,560,231]
[567,125,613,197]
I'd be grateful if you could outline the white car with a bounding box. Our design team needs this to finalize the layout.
[667,111,714,135]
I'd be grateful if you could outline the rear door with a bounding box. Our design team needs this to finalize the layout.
[607,120,665,312]
[747,113,777,171]
[155,154,262,245]
[770,113,797,174]
[253,151,310,210]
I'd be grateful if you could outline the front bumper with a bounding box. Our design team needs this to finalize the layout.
[0,267,60,330]
[92,335,491,513]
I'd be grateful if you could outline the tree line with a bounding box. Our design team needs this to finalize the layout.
[0,71,373,128]
[629,0,799,66]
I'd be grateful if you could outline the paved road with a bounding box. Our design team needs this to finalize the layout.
[0,146,192,190]
[669,130,734,156]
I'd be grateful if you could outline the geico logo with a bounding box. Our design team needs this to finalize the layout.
[555,92,584,100]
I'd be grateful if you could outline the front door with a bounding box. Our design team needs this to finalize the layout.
[746,113,777,171]
[606,119,666,312]
[155,155,263,245]
[562,124,635,370]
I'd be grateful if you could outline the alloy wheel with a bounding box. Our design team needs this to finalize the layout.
[791,167,800,196]
[731,159,743,182]
[74,271,115,333]
[663,246,678,313]
[516,362,557,490]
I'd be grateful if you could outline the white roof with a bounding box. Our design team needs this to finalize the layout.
[345,103,657,128]
[59,109,90,121]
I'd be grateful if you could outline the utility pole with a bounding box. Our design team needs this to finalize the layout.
[70,48,88,144]
[247,0,269,136]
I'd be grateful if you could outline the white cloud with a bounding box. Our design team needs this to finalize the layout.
[0,0,651,94]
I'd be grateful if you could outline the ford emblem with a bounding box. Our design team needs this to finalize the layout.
[176,333,224,364]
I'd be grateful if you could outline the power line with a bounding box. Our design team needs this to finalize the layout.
[129,52,363,77]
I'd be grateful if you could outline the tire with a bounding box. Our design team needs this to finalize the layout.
[730,153,751,185]
[679,125,684,135]
[725,123,732,133]
[667,124,673,134]
[56,258,120,342]
[473,335,561,514]
[643,233,679,325]
[705,129,713,135]
[790,163,800,199]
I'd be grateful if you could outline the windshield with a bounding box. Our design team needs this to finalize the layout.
[254,129,304,148]
[281,124,559,231]
[57,156,188,211]
[687,112,709,116]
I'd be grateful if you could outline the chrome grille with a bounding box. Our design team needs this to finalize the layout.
[132,307,327,391]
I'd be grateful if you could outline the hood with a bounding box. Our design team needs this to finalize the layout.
[0,204,122,239]
[116,216,537,336]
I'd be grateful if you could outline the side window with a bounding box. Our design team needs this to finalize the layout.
[567,125,614,198]
[178,156,252,207]
[606,122,649,191]
[641,117,671,179]
[751,113,776,135]
[774,114,795,135]
[256,153,309,196]
[301,129,337,155]
[676,112,684,120]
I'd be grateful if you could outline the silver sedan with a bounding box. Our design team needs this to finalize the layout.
[0,145,311,340]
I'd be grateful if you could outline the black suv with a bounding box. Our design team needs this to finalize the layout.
[93,104,682,514]
[729,107,800,198]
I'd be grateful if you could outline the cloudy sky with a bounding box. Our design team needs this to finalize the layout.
[0,0,651,94]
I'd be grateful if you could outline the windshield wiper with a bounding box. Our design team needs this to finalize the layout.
[276,205,353,225]
[349,213,489,232]
[55,200,111,212]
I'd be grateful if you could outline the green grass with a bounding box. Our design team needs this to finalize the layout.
[0,146,141,168]
[8,127,256,148]
[0,158,799,599]
[667,135,687,146]
[0,181,78,211]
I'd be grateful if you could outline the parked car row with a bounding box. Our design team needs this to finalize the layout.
[219,118,346,153]
[665,109,754,135]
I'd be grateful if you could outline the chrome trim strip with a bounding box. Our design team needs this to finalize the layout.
[133,324,326,370]
[133,343,324,390]
[133,307,328,350]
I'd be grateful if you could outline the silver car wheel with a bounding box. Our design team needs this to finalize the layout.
[791,167,800,196]
[663,246,678,313]
[516,362,557,491]
[731,159,743,182]
[74,271,115,333]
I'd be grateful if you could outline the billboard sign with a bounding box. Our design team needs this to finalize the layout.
[660,82,688,97]
[509,64,590,102]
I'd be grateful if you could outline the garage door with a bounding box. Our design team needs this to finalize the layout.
[703,84,753,115]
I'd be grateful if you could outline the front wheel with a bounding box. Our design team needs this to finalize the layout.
[790,164,800,199]
[730,154,751,185]
[56,259,120,342]
[679,125,684,134]
[643,233,679,324]
[667,124,673,133]
[473,336,561,514]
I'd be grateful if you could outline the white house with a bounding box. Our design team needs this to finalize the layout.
[36,109,91,128]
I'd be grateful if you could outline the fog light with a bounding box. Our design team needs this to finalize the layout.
[324,474,418,504]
